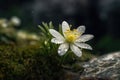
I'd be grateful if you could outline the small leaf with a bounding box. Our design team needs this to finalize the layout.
[42,22,49,31]
[59,24,62,34]
[38,25,46,33]
[49,21,54,29]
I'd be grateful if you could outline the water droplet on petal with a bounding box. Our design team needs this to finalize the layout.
[58,43,69,56]
[58,48,68,56]
[51,38,64,44]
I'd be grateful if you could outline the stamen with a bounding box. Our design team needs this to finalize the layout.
[64,29,80,43]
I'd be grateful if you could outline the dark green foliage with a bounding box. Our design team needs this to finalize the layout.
[0,22,95,80]
[0,44,63,80]
[96,36,120,54]
[0,43,94,80]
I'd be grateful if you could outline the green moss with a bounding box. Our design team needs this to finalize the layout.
[0,42,95,80]
[0,22,95,80]
[0,44,63,80]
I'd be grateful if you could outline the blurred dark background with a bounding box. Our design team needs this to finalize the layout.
[0,0,120,54]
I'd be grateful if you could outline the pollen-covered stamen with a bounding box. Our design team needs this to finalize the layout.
[64,29,81,43]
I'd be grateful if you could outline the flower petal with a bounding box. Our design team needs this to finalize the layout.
[74,42,92,50]
[77,25,85,34]
[49,29,64,40]
[70,44,82,57]
[76,34,94,42]
[51,38,65,44]
[58,43,69,56]
[62,21,70,36]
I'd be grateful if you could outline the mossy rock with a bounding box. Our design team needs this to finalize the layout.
[0,43,95,80]
[0,43,63,80]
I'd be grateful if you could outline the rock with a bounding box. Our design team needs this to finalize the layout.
[81,52,120,80]
[64,70,80,80]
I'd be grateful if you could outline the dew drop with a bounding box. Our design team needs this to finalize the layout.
[58,48,68,56]
[51,38,63,44]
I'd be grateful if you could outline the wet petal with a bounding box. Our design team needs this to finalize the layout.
[77,25,85,34]
[70,44,82,57]
[62,21,70,37]
[49,29,64,40]
[74,43,92,50]
[58,43,69,56]
[51,38,65,44]
[76,34,94,42]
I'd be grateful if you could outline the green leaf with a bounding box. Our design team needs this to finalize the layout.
[38,25,46,33]
[59,24,62,34]
[42,22,49,32]
[49,21,54,29]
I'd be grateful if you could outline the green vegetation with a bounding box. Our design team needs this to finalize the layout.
[0,22,95,80]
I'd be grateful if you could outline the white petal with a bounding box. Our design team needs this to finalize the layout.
[58,43,69,56]
[77,25,86,34]
[76,34,94,42]
[62,21,70,36]
[51,38,65,44]
[70,44,82,57]
[49,29,64,40]
[74,43,92,50]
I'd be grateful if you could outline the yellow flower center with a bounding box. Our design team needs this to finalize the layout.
[64,29,80,43]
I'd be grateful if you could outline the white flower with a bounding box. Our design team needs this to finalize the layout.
[49,21,94,57]
[11,16,21,26]
[17,31,39,40]
[0,19,8,28]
